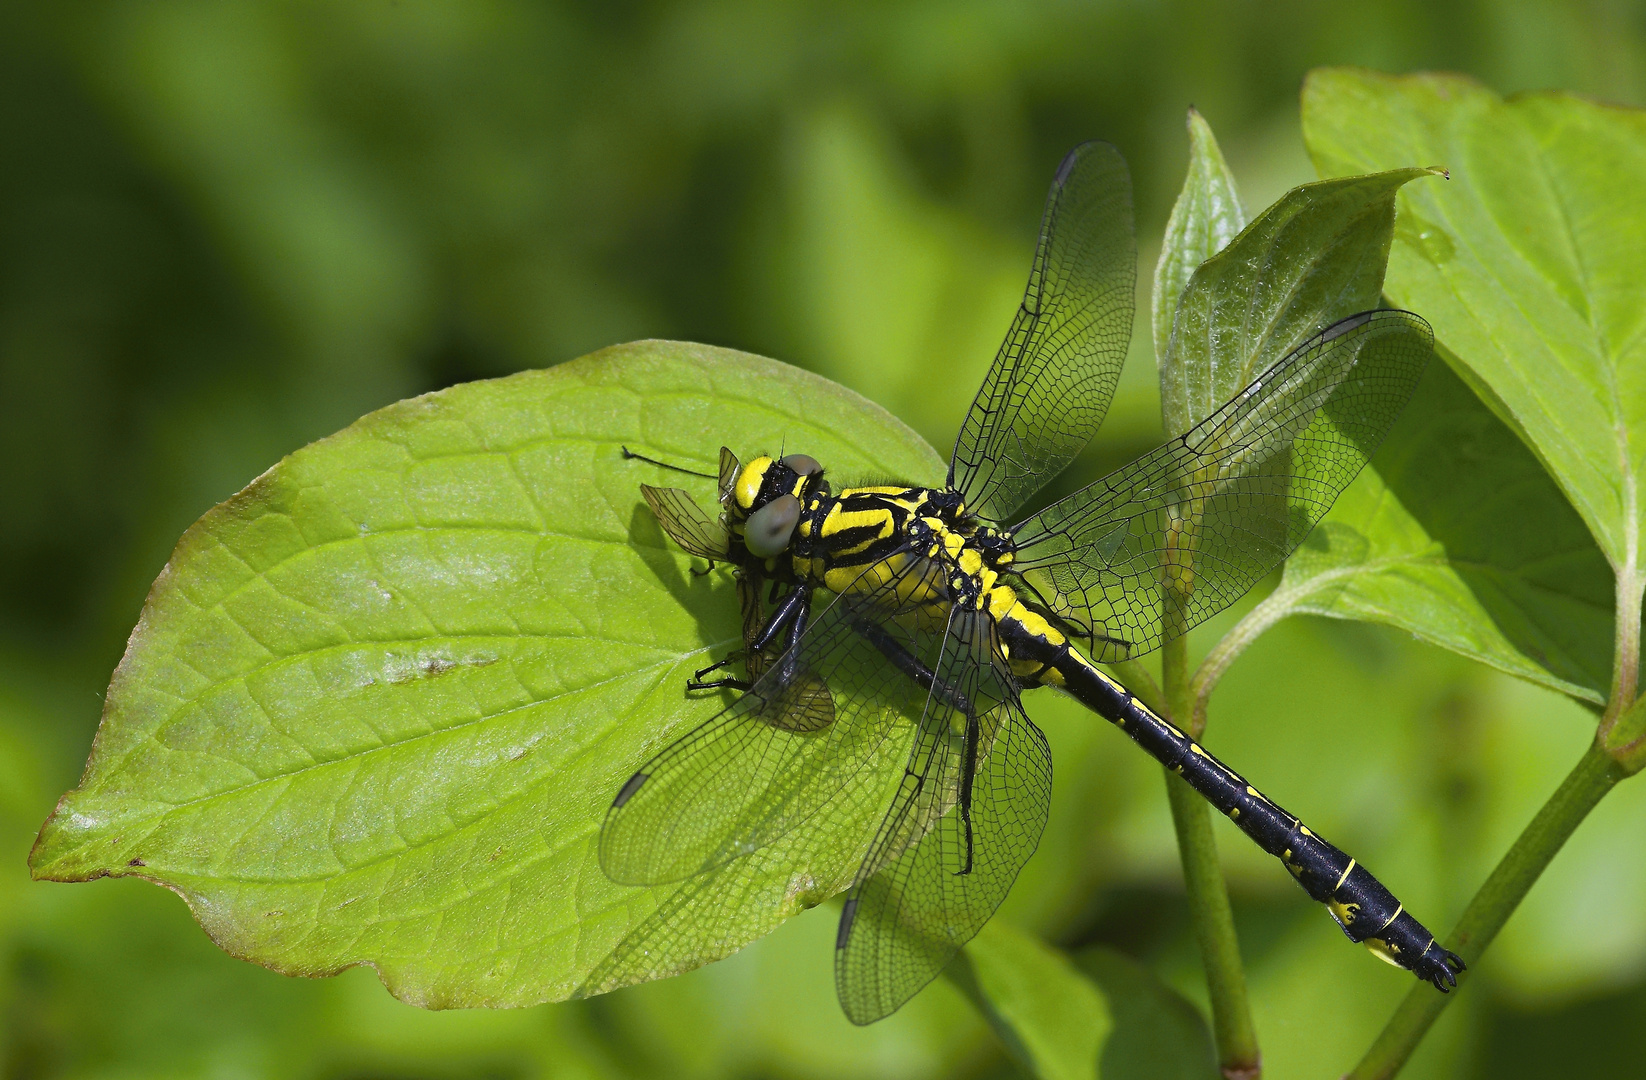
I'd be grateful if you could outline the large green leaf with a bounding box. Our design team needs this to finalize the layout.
[30,340,944,1008]
[1303,70,1646,596]
[1160,160,1442,435]
[1274,356,1614,704]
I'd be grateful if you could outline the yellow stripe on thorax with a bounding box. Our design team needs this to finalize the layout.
[819,503,897,556]
[839,485,921,499]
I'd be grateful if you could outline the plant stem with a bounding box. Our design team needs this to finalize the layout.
[1162,634,1261,1080]
[1598,566,1643,756]
[1347,740,1625,1080]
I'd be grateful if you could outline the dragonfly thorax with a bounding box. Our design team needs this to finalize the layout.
[782,482,1017,610]
[724,452,1018,602]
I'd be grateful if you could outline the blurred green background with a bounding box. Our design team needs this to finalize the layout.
[4,2,1646,1078]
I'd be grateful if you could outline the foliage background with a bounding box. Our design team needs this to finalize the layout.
[3,1,1645,1077]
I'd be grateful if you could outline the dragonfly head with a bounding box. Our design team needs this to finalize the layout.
[727,453,826,558]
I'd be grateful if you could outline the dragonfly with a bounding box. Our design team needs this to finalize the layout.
[596,140,1463,1025]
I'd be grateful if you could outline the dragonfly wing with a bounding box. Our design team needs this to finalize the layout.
[1012,309,1433,661]
[834,609,1052,1025]
[949,140,1136,524]
[599,550,951,886]
[581,759,879,998]
[639,484,729,559]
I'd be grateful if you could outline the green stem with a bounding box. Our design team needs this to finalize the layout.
[1598,566,1643,755]
[1162,634,1261,1080]
[1347,740,1625,1080]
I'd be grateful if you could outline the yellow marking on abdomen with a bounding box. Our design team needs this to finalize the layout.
[1328,898,1361,927]
[1364,938,1405,967]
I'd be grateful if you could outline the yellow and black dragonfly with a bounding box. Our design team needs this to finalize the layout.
[599,141,1462,1025]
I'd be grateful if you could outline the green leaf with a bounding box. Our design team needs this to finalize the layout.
[1275,356,1614,704]
[949,928,1218,1080]
[1074,948,1218,1080]
[1303,70,1646,590]
[1153,108,1245,378]
[29,340,944,1008]
[947,921,1111,1080]
[1161,161,1443,435]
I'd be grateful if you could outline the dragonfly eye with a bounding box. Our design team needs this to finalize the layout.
[781,453,822,477]
[745,494,800,557]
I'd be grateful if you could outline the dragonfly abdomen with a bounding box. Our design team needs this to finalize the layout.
[993,612,1464,991]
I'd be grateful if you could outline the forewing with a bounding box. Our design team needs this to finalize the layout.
[639,484,729,559]
[1011,309,1433,661]
[834,609,1052,1025]
[949,140,1136,523]
[717,446,740,503]
[599,550,949,886]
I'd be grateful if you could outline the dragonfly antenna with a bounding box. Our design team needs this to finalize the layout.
[621,446,717,480]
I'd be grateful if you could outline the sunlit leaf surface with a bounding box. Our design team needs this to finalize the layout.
[1304,70,1646,588]
[30,341,943,1007]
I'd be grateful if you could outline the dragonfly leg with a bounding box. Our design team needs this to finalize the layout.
[685,658,753,693]
[850,619,973,715]
[691,656,736,680]
[752,585,812,652]
[685,584,813,693]
[687,678,753,692]
[955,709,980,875]
[768,586,814,687]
